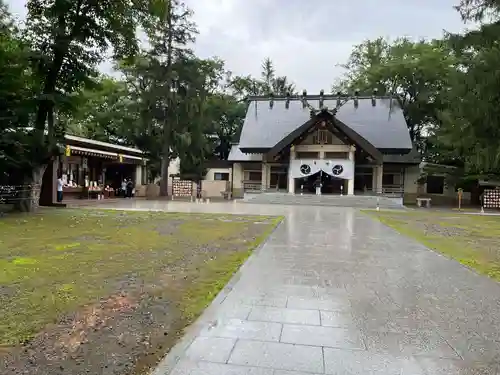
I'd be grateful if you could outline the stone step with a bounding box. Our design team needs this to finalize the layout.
[242,193,405,209]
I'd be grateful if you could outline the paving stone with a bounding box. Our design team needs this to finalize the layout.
[415,357,500,375]
[224,295,288,308]
[320,310,359,328]
[364,330,460,359]
[274,371,323,375]
[437,330,500,363]
[248,306,320,325]
[200,318,282,342]
[323,348,425,374]
[286,296,350,311]
[216,304,253,320]
[170,360,274,375]
[228,340,324,373]
[184,337,236,363]
[280,324,365,349]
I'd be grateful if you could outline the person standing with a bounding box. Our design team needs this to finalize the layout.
[315,178,322,196]
[56,175,64,202]
[126,178,134,198]
[121,179,127,198]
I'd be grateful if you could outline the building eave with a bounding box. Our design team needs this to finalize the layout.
[238,147,271,154]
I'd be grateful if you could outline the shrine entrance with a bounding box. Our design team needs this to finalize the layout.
[295,171,347,195]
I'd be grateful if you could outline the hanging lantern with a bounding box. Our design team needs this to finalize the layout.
[65,145,71,156]
[118,154,123,163]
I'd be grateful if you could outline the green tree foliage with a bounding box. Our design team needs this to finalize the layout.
[260,58,296,95]
[434,0,500,177]
[228,57,297,97]
[67,77,137,143]
[205,95,247,160]
[25,0,150,156]
[0,0,153,210]
[0,1,37,184]
[335,37,457,153]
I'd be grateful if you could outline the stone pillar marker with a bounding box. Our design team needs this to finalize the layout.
[261,162,267,191]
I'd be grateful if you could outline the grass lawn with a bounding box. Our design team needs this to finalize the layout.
[0,208,281,375]
[365,210,500,281]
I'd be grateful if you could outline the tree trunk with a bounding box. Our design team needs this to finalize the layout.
[159,153,170,196]
[159,0,174,197]
[14,165,47,212]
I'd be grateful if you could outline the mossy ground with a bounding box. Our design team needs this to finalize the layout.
[0,208,281,375]
[365,210,500,281]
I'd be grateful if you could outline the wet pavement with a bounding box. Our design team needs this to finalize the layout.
[95,200,500,375]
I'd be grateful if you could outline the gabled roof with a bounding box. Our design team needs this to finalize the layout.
[238,96,413,154]
[267,110,383,163]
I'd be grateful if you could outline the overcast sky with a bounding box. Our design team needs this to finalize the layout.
[6,0,471,92]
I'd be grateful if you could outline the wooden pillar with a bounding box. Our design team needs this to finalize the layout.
[288,147,295,194]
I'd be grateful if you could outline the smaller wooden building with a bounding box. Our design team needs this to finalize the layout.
[40,135,148,205]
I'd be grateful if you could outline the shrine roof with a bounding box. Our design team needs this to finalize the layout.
[237,96,413,154]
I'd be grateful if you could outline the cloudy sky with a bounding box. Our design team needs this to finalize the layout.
[6,0,471,92]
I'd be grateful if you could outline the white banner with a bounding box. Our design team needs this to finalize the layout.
[290,159,354,180]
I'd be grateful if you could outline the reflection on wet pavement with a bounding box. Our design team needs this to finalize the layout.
[96,200,500,375]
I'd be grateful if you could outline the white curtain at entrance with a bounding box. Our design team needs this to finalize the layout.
[290,159,354,180]
[320,159,354,179]
[290,160,321,178]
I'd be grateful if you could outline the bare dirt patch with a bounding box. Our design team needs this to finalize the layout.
[0,209,281,375]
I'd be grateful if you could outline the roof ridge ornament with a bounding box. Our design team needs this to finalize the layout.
[301,89,307,108]
[258,88,390,119]
[372,88,378,106]
[388,91,395,119]
[354,89,359,109]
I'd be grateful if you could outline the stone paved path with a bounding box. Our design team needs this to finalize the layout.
[98,200,500,375]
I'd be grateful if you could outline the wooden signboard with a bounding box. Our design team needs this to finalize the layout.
[172,180,193,198]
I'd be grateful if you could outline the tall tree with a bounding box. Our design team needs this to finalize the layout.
[11,0,151,210]
[433,0,500,176]
[335,38,456,152]
[332,37,390,94]
[144,0,197,195]
[228,57,297,97]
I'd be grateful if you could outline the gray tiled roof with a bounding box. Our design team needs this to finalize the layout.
[228,145,262,161]
[238,97,412,152]
[383,147,421,164]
